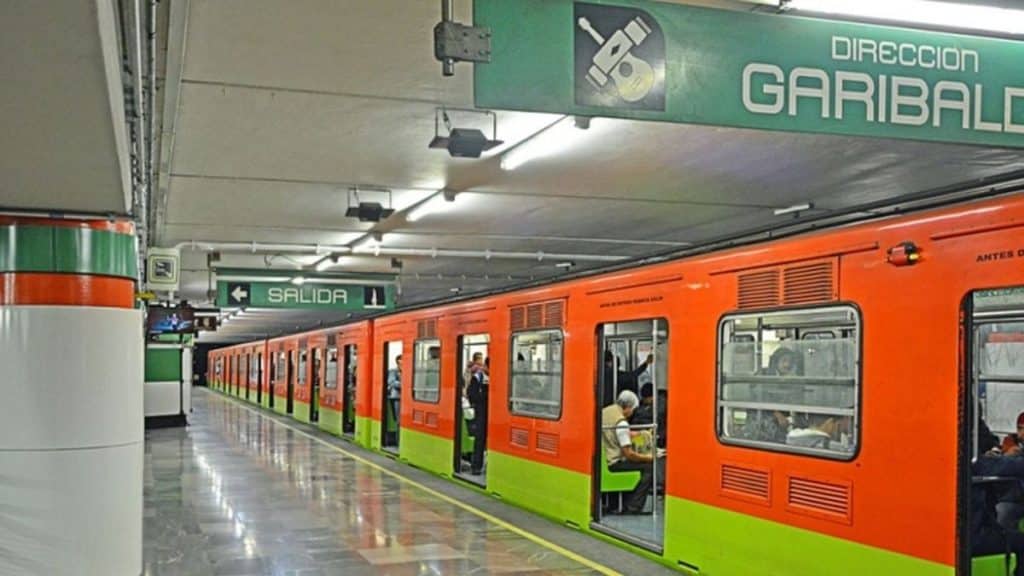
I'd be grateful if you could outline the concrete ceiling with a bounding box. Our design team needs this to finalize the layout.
[152,0,1024,344]
[0,1,131,214]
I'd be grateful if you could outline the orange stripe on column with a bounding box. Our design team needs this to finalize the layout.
[0,273,135,308]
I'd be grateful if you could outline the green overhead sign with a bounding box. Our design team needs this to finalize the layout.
[216,280,394,311]
[474,0,1024,148]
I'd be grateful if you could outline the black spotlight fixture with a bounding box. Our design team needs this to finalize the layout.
[428,107,503,158]
[344,187,395,222]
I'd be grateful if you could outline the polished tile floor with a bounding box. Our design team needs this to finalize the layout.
[143,390,606,575]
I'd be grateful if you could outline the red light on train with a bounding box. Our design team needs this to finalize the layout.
[887,242,921,266]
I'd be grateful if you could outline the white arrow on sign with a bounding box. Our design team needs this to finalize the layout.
[231,285,249,303]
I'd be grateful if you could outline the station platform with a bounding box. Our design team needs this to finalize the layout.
[143,389,675,576]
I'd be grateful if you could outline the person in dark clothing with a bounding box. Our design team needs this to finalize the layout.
[632,383,667,445]
[602,351,653,407]
[467,357,490,475]
[972,419,1024,576]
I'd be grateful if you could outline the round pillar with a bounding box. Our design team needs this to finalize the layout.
[0,217,142,575]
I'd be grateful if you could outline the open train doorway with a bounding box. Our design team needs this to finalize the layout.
[592,318,668,552]
[286,350,295,414]
[963,286,1024,576]
[454,334,490,486]
[310,347,322,423]
[381,340,403,454]
[254,352,262,406]
[342,343,358,436]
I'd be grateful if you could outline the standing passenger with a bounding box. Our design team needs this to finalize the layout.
[468,356,490,475]
[387,355,402,445]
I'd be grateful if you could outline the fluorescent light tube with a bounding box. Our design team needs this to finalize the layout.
[501,116,594,171]
[290,276,306,285]
[785,0,1024,35]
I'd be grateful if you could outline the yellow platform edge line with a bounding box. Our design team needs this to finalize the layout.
[209,389,622,576]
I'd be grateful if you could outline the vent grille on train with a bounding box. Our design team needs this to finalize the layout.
[510,427,529,448]
[783,262,836,304]
[425,412,439,428]
[787,476,852,523]
[720,464,770,504]
[536,432,559,455]
[737,260,836,309]
[417,319,438,339]
[412,409,425,425]
[510,300,565,331]
[738,270,780,309]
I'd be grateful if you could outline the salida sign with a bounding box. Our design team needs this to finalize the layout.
[474,0,1024,148]
[217,280,392,311]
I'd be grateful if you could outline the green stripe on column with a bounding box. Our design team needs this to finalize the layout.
[0,225,137,278]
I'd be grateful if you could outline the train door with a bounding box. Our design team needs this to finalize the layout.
[343,343,358,435]
[592,318,668,551]
[243,354,251,401]
[231,355,238,396]
[287,350,295,414]
[381,340,403,454]
[296,345,308,417]
[963,286,1024,575]
[310,347,322,423]
[453,334,490,486]
[255,351,262,405]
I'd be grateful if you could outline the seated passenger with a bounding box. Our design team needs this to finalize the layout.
[1003,412,1024,456]
[972,419,1024,576]
[786,414,837,449]
[602,390,655,514]
[632,383,667,447]
[739,410,790,444]
[765,347,802,377]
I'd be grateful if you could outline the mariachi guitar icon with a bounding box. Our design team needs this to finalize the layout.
[578,15,655,103]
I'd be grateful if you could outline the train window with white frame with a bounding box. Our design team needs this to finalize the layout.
[718,305,860,460]
[298,349,307,384]
[510,329,564,420]
[276,352,285,383]
[412,339,441,403]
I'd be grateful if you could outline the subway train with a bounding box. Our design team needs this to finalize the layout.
[207,192,1024,576]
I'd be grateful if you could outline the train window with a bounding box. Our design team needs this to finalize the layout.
[717,305,860,460]
[276,352,285,382]
[325,347,338,389]
[298,349,307,384]
[972,287,1024,459]
[413,339,441,403]
[510,329,564,420]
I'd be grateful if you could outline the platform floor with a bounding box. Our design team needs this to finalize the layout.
[144,389,675,576]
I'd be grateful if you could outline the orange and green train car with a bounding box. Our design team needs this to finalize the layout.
[208,192,1024,575]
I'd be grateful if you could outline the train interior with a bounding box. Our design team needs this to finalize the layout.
[593,319,669,550]
[286,349,295,414]
[968,285,1024,575]
[454,334,491,486]
[382,340,403,454]
[311,346,322,422]
[342,342,357,435]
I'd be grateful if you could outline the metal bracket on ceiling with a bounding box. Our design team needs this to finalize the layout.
[434,0,492,77]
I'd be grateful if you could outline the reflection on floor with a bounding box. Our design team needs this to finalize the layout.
[144,390,604,575]
[597,497,665,548]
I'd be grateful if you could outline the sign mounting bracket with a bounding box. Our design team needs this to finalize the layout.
[434,0,492,77]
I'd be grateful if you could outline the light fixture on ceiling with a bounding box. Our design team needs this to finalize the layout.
[554,261,577,270]
[407,190,458,223]
[428,108,503,158]
[344,187,395,222]
[782,0,1024,35]
[773,202,814,217]
[500,116,594,171]
[290,276,306,285]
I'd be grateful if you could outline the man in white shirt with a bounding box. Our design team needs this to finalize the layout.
[601,390,655,514]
